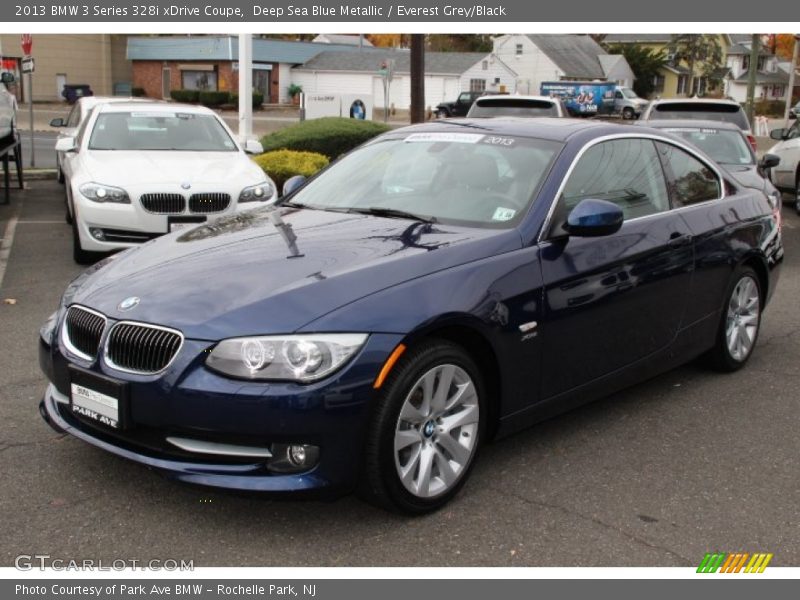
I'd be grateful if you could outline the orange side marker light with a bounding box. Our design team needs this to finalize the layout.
[373,344,407,389]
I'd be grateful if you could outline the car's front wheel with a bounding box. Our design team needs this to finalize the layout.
[707,267,762,372]
[361,339,484,514]
[622,107,635,120]
[71,208,101,265]
[795,172,800,215]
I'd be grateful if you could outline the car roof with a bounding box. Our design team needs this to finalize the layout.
[96,101,214,115]
[635,119,744,132]
[475,95,557,103]
[393,117,646,143]
[649,98,742,107]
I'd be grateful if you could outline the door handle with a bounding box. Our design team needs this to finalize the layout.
[668,233,692,248]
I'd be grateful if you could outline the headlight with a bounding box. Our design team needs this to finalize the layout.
[39,311,58,345]
[206,333,368,382]
[239,181,275,203]
[79,182,130,204]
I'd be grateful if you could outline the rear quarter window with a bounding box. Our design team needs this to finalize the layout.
[656,142,721,207]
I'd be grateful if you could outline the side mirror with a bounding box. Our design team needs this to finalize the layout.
[243,139,263,155]
[1,72,15,84]
[282,175,307,198]
[758,153,780,170]
[50,118,65,128]
[789,111,797,120]
[769,128,788,140]
[55,137,77,153]
[563,199,624,237]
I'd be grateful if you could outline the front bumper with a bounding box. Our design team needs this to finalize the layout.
[39,331,403,495]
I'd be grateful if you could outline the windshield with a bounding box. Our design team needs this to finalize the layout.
[661,127,754,165]
[621,88,639,99]
[88,111,237,151]
[650,103,750,130]
[284,132,562,228]
[468,99,559,118]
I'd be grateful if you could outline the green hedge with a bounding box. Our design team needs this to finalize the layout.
[260,117,391,159]
[252,150,329,190]
[753,99,787,118]
[229,91,265,109]
[170,89,200,103]
[198,91,230,107]
[131,87,146,97]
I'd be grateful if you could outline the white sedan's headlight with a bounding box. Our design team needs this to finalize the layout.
[79,182,130,204]
[239,181,275,203]
[206,334,368,382]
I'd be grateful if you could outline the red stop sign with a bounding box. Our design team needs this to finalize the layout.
[21,34,32,56]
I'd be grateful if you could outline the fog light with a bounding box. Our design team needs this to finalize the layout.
[267,443,319,473]
[89,227,105,241]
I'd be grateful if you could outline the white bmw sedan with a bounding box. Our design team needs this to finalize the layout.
[56,102,277,263]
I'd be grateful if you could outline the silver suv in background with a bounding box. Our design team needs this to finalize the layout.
[640,98,755,150]
[0,72,17,141]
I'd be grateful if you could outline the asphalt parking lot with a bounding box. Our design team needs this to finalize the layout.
[1,179,799,567]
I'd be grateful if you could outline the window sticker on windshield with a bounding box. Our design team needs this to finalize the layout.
[483,136,515,146]
[664,127,718,134]
[130,112,179,119]
[404,132,484,144]
[492,207,516,221]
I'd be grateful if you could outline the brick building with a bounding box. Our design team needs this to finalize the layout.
[128,36,385,104]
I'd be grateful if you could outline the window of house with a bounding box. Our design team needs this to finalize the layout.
[515,44,523,55]
[482,60,488,70]
[656,142,720,207]
[691,77,706,96]
[560,139,670,221]
[469,79,486,92]
[677,75,689,95]
[742,55,750,71]
[772,85,784,98]
[653,75,666,93]
[181,70,218,91]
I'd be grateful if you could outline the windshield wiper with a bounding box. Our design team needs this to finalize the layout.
[348,207,437,223]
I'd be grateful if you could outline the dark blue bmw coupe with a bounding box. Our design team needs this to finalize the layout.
[39,118,783,513]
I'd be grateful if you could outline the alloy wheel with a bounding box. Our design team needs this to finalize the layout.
[725,275,760,362]
[393,364,479,498]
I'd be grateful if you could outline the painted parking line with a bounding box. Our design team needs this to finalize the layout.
[0,214,20,292]
[17,220,65,224]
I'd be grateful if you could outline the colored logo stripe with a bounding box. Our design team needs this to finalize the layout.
[697,552,773,573]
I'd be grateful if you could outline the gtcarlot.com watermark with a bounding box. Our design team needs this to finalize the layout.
[15,554,194,571]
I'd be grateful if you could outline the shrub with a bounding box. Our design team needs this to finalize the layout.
[287,83,303,98]
[252,150,329,190]
[229,91,265,109]
[170,89,199,103]
[131,87,146,97]
[260,117,391,159]
[198,90,231,107]
[753,99,786,118]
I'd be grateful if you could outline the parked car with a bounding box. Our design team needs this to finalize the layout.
[789,100,799,119]
[766,118,800,213]
[639,119,782,206]
[55,102,275,263]
[434,91,483,118]
[51,96,158,185]
[39,118,783,514]
[467,95,567,118]
[0,72,17,141]
[640,98,755,150]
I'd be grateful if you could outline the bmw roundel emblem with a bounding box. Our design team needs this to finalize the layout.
[181,181,191,190]
[118,296,140,312]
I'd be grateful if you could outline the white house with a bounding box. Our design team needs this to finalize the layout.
[459,53,518,94]
[291,50,487,110]
[723,42,790,104]
[492,34,634,94]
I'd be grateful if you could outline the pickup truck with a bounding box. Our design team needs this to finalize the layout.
[0,72,17,141]
[434,91,483,118]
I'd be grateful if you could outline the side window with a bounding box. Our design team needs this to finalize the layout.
[74,109,94,147]
[614,91,623,99]
[656,142,721,207]
[561,138,670,220]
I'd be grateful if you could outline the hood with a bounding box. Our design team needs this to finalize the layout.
[68,208,520,340]
[83,151,264,187]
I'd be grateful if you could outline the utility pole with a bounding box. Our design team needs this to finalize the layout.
[237,33,253,142]
[784,35,799,124]
[745,33,760,126]
[410,34,425,124]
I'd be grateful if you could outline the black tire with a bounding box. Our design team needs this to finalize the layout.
[795,173,800,215]
[706,266,762,372]
[360,339,485,514]
[622,107,635,120]
[57,166,65,184]
[64,186,73,225]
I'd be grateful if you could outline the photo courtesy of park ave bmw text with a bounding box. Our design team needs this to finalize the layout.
[0,0,799,596]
